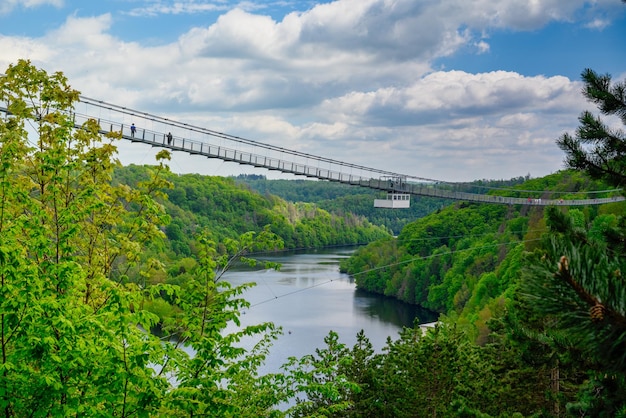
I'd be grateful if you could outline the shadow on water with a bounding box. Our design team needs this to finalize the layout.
[353,288,439,328]
[222,245,441,373]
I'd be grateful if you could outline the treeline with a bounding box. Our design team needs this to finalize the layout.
[236,175,529,235]
[114,165,390,257]
[341,170,619,331]
[236,176,447,234]
[3,60,626,416]
[111,165,390,312]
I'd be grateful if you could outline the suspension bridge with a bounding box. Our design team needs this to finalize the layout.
[0,96,623,207]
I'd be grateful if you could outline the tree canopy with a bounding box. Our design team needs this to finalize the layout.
[3,58,626,417]
[0,59,292,417]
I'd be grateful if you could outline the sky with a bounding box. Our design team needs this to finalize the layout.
[0,0,625,183]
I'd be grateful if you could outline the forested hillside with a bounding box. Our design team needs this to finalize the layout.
[114,165,390,256]
[236,175,529,235]
[3,60,626,417]
[341,170,622,328]
[336,161,626,415]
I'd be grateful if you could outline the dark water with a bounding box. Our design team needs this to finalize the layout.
[222,247,438,373]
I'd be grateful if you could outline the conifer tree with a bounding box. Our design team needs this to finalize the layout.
[551,69,626,367]
[557,68,626,188]
[520,68,626,415]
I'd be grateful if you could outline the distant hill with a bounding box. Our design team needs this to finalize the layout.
[234,174,531,235]
[113,165,391,257]
[339,169,625,336]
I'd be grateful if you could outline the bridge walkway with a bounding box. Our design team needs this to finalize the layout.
[0,100,623,207]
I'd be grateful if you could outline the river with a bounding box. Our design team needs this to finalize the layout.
[222,246,438,374]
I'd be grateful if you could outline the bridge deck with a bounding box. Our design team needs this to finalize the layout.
[1,102,623,207]
[113,129,625,206]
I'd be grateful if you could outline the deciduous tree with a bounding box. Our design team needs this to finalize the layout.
[0,59,172,416]
[0,59,290,417]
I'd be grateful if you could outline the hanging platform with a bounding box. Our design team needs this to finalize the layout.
[374,192,410,208]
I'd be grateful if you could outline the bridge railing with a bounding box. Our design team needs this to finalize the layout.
[69,109,379,185]
[1,101,623,206]
[68,99,626,206]
[356,178,624,206]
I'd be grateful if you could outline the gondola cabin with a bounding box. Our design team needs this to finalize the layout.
[374,192,410,208]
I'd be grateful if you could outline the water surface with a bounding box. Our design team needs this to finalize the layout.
[223,247,438,373]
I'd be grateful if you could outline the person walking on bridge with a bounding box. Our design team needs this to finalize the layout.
[130,123,136,137]
[167,132,173,145]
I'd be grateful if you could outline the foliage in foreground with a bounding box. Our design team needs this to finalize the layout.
[517,68,626,416]
[3,59,626,417]
[0,59,294,417]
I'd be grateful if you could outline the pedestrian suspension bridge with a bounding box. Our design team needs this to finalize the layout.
[0,96,623,207]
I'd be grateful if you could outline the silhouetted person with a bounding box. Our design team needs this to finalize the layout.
[167,132,172,145]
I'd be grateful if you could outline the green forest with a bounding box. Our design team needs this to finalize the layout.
[1,59,626,417]
[114,165,390,254]
[235,175,529,235]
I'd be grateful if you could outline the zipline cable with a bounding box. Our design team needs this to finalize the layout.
[244,237,541,310]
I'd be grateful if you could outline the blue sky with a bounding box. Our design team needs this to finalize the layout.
[439,22,625,79]
[1,0,625,182]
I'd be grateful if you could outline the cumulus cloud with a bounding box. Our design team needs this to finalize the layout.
[127,2,226,17]
[0,0,621,181]
[317,71,581,126]
[297,70,588,180]
[0,0,63,15]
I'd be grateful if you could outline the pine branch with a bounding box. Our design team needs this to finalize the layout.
[556,256,626,328]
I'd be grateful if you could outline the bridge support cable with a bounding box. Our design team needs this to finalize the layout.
[0,97,623,206]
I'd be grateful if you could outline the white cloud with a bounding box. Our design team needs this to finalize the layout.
[127,1,227,17]
[585,18,610,30]
[0,35,52,65]
[0,0,622,181]
[0,0,63,15]
[317,71,581,125]
[475,40,490,54]
[47,13,113,46]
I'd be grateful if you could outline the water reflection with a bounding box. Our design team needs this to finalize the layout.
[224,247,438,373]
[353,288,438,328]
